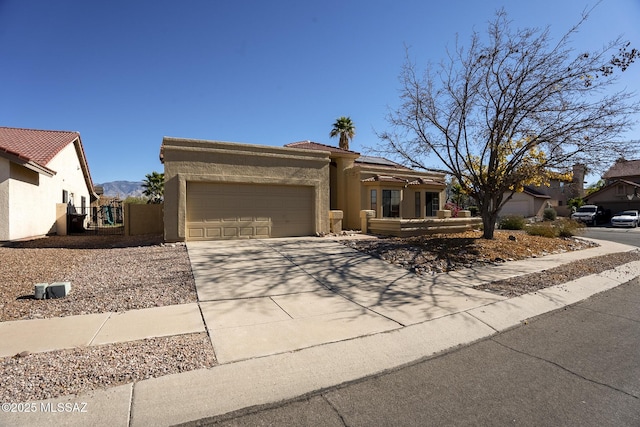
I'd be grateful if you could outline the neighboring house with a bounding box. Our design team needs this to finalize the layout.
[499,186,552,218]
[0,127,97,241]
[584,158,640,214]
[500,164,586,218]
[160,137,449,241]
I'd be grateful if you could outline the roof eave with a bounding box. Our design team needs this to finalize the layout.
[71,136,99,200]
[0,149,56,177]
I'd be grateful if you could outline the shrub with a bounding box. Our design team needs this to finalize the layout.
[468,206,479,216]
[526,222,557,237]
[526,218,585,238]
[555,218,585,237]
[543,208,557,221]
[499,215,525,230]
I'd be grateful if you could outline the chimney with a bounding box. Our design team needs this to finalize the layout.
[572,163,586,198]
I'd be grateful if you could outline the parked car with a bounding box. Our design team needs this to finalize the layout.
[610,210,640,228]
[571,205,606,226]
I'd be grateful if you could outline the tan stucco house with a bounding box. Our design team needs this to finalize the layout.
[500,164,586,218]
[161,137,451,242]
[0,127,97,241]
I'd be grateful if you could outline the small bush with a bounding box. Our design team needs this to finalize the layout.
[526,218,585,238]
[499,215,526,230]
[526,222,557,237]
[543,208,557,221]
[555,218,585,237]
[468,206,479,216]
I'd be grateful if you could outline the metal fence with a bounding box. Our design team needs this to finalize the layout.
[68,203,124,235]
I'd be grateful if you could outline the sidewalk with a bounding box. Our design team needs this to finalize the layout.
[1,238,639,426]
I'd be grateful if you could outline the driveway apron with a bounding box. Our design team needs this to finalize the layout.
[187,238,502,364]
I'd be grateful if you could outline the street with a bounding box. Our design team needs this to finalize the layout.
[583,226,640,248]
[181,278,640,427]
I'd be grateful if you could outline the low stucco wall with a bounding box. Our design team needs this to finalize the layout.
[368,217,482,237]
[162,138,330,241]
[125,203,164,236]
[55,203,67,236]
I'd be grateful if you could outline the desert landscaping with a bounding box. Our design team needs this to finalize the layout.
[2,231,640,402]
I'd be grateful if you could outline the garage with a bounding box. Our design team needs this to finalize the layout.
[186,182,315,240]
[499,200,531,216]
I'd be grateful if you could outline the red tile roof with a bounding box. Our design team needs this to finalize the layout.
[285,141,360,155]
[361,175,410,183]
[361,175,445,185]
[0,126,80,168]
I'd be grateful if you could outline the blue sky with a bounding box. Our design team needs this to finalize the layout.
[1,0,639,185]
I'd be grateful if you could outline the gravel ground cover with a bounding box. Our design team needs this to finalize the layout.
[474,250,640,296]
[341,230,601,274]
[0,235,197,321]
[1,333,216,403]
[344,230,640,296]
[1,235,214,403]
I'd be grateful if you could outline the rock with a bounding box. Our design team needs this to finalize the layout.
[508,235,517,241]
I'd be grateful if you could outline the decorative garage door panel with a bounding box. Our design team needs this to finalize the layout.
[186,182,314,240]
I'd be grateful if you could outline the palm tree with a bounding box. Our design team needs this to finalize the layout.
[329,116,356,150]
[142,171,164,204]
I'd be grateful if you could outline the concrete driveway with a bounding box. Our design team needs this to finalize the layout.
[187,237,503,364]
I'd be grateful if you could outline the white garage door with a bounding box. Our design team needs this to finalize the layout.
[186,182,315,240]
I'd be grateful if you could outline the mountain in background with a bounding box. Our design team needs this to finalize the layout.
[96,181,144,198]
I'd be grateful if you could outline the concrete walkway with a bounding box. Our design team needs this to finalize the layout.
[1,237,639,426]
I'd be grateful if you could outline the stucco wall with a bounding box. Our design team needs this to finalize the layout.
[6,142,90,240]
[125,203,164,236]
[0,157,10,240]
[48,142,91,213]
[162,138,330,241]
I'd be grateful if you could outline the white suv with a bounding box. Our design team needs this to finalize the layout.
[571,205,605,226]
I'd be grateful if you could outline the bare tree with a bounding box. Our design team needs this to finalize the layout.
[378,8,639,238]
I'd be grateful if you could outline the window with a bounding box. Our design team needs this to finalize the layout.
[371,189,377,213]
[382,189,400,217]
[62,190,68,204]
[81,196,86,214]
[415,192,421,217]
[426,192,439,216]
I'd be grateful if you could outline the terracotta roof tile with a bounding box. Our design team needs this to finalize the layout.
[285,141,360,155]
[0,126,79,168]
[361,175,409,183]
[361,175,445,185]
[408,177,446,186]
